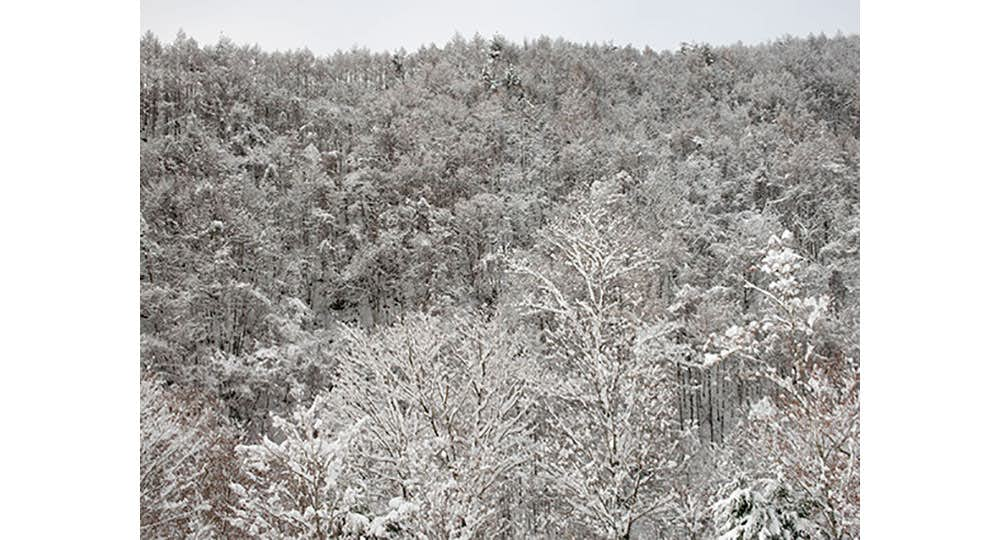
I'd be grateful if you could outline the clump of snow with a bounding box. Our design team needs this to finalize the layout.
[342,512,370,535]
[749,397,777,420]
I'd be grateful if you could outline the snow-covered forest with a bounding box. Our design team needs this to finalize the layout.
[140,31,859,539]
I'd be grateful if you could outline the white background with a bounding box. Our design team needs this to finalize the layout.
[0,0,996,536]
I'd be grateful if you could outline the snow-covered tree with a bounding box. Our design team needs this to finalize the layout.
[711,477,818,539]
[331,312,537,539]
[735,366,860,539]
[229,393,370,538]
[514,182,686,537]
[140,376,234,538]
[709,232,860,538]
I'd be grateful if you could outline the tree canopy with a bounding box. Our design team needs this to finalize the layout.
[140,31,859,539]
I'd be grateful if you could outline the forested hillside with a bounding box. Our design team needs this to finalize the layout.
[140,31,859,538]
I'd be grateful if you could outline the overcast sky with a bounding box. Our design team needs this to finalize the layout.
[141,0,858,54]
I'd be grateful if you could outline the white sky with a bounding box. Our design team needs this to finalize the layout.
[141,0,859,54]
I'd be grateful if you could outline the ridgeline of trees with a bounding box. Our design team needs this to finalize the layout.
[140,31,859,539]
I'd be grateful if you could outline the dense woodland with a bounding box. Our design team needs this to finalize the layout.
[140,31,859,539]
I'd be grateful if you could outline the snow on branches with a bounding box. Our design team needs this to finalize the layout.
[704,231,860,539]
[514,187,689,537]
[140,376,235,538]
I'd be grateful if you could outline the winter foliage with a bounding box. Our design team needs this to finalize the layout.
[140,31,859,538]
